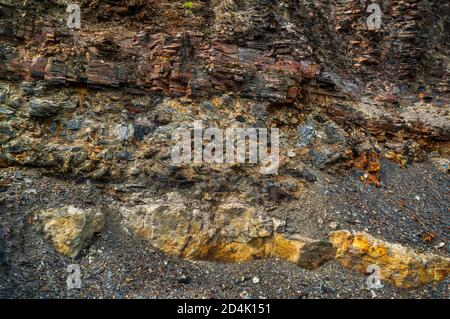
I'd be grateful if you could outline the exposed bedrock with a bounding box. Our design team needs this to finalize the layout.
[1,0,449,296]
[38,203,449,289]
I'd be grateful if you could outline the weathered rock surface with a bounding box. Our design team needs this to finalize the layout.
[0,0,448,185]
[28,98,61,117]
[330,231,449,289]
[117,199,449,289]
[0,0,449,298]
[39,206,105,258]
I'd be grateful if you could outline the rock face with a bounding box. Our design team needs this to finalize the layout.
[117,200,449,289]
[1,0,449,296]
[39,206,105,258]
[28,98,61,117]
[0,0,448,185]
[330,231,449,289]
[119,198,327,265]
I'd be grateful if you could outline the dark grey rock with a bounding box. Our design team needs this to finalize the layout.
[310,150,327,169]
[317,72,360,99]
[118,150,134,161]
[200,101,215,112]
[6,144,26,154]
[0,92,6,104]
[134,124,154,141]
[317,72,343,91]
[310,146,343,169]
[280,167,317,183]
[178,274,191,284]
[29,98,60,118]
[300,169,317,183]
[19,82,37,96]
[0,125,14,143]
[297,123,316,147]
[48,121,58,134]
[61,99,79,111]
[249,102,268,123]
[65,119,83,130]
[324,125,343,144]
[8,98,23,109]
[153,111,172,125]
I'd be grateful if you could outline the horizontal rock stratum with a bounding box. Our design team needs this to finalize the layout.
[39,205,449,289]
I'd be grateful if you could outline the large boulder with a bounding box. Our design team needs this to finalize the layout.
[29,98,61,117]
[39,206,105,258]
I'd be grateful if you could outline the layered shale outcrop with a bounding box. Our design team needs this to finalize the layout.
[0,0,449,292]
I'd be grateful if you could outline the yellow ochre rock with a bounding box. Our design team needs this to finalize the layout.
[40,206,105,258]
[118,200,335,269]
[92,201,450,289]
[330,230,450,288]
